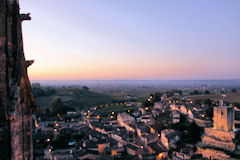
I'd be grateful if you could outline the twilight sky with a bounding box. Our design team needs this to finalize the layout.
[20,0,240,80]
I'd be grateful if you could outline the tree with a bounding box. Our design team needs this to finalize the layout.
[179,90,182,95]
[154,116,167,132]
[180,114,187,123]
[51,105,75,116]
[190,90,200,95]
[204,90,210,94]
[82,86,89,91]
[153,92,162,102]
[32,83,41,88]
[166,91,174,97]
[32,83,56,97]
[50,134,70,149]
[232,88,237,93]
[206,106,213,118]
[143,100,152,107]
[187,122,202,142]
[204,99,212,106]
[32,86,45,97]
[49,97,63,108]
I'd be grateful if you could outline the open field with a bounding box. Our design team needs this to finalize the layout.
[184,93,240,104]
[35,88,114,110]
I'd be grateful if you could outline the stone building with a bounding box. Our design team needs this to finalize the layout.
[213,106,235,131]
[197,105,240,160]
[161,129,180,150]
[0,0,36,159]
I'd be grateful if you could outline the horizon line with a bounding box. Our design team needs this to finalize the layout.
[30,79,240,81]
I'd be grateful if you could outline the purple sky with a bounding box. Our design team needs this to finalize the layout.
[20,0,240,80]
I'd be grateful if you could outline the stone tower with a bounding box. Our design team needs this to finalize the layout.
[213,106,235,131]
[0,0,36,160]
[197,104,240,160]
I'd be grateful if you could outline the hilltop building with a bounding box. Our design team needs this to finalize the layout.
[197,104,240,160]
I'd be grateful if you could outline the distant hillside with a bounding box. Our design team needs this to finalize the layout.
[183,92,240,104]
[35,87,114,110]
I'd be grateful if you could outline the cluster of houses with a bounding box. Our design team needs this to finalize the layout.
[34,92,240,160]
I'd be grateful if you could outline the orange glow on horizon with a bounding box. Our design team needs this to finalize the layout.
[28,62,216,80]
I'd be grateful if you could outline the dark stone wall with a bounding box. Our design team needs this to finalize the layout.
[0,0,36,159]
[0,0,10,159]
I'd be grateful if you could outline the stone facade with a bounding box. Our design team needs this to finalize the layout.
[197,105,240,159]
[204,127,235,141]
[201,134,235,152]
[197,147,232,160]
[0,0,36,160]
[214,106,235,131]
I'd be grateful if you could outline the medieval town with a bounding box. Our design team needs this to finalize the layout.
[1,0,240,160]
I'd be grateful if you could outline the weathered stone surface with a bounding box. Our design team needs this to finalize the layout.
[197,147,234,160]
[198,105,240,159]
[0,0,36,159]
[204,127,235,141]
[202,134,236,152]
[214,106,235,131]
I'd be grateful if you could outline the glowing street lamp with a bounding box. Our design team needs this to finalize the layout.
[157,153,163,159]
